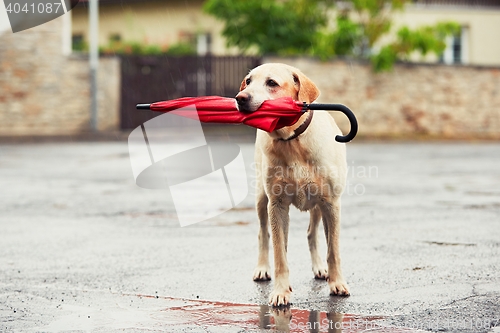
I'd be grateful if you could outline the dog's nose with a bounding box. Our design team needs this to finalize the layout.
[235,92,251,106]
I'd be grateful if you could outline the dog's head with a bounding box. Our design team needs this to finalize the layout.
[235,63,320,112]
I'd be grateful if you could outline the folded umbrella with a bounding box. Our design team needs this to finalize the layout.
[136,96,358,142]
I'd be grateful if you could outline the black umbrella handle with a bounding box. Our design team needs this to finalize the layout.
[305,103,358,143]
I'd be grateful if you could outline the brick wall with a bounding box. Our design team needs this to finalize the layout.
[0,17,120,136]
[265,57,500,139]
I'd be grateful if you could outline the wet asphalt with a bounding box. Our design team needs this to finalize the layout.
[0,134,499,332]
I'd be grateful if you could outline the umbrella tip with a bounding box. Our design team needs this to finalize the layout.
[136,104,151,110]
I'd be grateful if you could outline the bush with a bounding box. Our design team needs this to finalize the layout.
[98,41,196,56]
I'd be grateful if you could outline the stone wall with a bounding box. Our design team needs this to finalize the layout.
[265,57,500,139]
[0,17,120,136]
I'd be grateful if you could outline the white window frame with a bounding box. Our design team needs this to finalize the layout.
[442,26,468,65]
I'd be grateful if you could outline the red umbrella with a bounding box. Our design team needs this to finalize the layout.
[136,96,358,142]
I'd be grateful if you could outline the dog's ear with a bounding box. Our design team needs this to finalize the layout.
[294,72,320,103]
[239,78,247,91]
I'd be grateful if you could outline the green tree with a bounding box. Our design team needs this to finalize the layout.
[371,22,460,71]
[203,0,460,71]
[203,0,329,55]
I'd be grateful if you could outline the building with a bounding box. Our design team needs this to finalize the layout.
[70,0,500,65]
[395,0,500,66]
[1,0,499,138]
[71,0,237,55]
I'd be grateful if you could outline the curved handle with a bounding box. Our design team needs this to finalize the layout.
[306,103,358,142]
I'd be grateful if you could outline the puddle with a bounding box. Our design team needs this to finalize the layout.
[154,300,400,332]
[464,203,500,210]
[156,299,423,332]
[423,241,476,247]
[466,190,500,197]
[43,293,423,332]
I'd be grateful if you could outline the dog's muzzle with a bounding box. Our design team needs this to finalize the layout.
[235,92,252,112]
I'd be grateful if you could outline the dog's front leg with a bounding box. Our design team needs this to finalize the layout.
[320,198,350,296]
[253,191,271,281]
[268,198,292,306]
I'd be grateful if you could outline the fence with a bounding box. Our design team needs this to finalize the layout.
[120,55,261,129]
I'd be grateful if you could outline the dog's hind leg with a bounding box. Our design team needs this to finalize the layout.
[307,206,328,279]
[320,198,350,296]
[253,186,271,281]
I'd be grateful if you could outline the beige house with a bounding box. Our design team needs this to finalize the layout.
[71,0,238,55]
[392,1,500,66]
[71,0,500,65]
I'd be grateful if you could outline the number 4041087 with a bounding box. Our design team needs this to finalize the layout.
[5,2,63,14]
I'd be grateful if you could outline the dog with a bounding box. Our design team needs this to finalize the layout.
[235,63,350,306]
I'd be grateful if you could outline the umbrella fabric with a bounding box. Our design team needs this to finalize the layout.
[149,96,305,132]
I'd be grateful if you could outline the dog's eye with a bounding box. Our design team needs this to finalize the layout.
[266,79,279,87]
[245,78,251,85]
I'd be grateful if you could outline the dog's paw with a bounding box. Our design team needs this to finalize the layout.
[269,285,293,307]
[253,266,271,281]
[312,264,328,280]
[328,278,350,296]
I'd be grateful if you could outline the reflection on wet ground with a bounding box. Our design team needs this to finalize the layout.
[42,292,425,332]
[127,294,420,332]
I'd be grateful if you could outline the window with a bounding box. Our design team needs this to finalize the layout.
[440,27,468,64]
[72,33,85,52]
[178,31,197,47]
[109,33,121,43]
[175,31,212,56]
[196,33,212,56]
[451,34,462,63]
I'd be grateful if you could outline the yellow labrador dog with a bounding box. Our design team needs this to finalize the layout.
[236,63,350,306]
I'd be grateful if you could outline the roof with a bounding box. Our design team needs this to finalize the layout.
[76,0,202,5]
[413,0,500,6]
[74,0,500,8]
